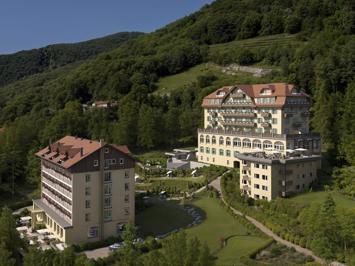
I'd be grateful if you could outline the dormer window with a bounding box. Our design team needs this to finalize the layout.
[291,87,300,94]
[260,88,273,95]
[217,91,225,97]
[104,147,109,153]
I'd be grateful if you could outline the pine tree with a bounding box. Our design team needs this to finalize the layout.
[0,241,15,266]
[0,207,22,254]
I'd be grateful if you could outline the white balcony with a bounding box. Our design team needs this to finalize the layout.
[42,177,72,200]
[42,166,72,187]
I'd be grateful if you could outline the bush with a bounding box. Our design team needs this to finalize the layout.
[73,236,122,252]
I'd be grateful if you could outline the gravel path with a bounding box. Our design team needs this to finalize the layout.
[210,176,345,266]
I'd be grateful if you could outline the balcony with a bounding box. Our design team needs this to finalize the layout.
[242,175,251,182]
[243,185,251,192]
[221,121,256,127]
[260,122,271,128]
[230,93,244,98]
[198,128,287,140]
[260,112,271,118]
[42,177,72,200]
[42,188,72,212]
[242,165,251,171]
[221,112,256,118]
[283,113,293,118]
[42,166,72,187]
[208,111,218,117]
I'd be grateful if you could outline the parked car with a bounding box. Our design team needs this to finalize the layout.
[109,242,123,251]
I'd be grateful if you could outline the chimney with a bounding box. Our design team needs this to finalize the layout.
[80,147,84,157]
[99,139,105,147]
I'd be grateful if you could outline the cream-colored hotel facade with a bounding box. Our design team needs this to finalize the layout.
[197,83,322,200]
[31,136,135,244]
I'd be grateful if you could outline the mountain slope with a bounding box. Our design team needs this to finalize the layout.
[0,31,143,86]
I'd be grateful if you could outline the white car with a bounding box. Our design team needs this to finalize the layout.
[109,242,122,251]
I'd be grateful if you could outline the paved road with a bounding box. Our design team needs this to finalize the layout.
[84,247,110,259]
[210,176,346,266]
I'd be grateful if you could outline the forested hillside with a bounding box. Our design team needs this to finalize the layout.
[0,32,143,86]
[0,0,354,197]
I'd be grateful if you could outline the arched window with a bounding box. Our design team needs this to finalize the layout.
[252,139,262,149]
[219,149,224,156]
[233,138,241,147]
[274,141,284,151]
[212,136,216,144]
[212,148,216,155]
[263,140,273,149]
[206,135,210,144]
[242,138,251,148]
[219,136,224,145]
[206,147,210,154]
[226,137,231,146]
[199,147,204,153]
[200,135,204,143]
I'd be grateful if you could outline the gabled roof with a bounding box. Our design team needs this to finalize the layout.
[36,136,133,169]
[202,83,310,108]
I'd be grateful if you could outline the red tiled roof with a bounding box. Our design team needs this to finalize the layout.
[202,83,309,108]
[36,136,133,169]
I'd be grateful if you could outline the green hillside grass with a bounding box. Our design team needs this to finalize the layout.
[210,33,301,52]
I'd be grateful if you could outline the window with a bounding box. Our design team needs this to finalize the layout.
[85,200,91,209]
[262,175,268,180]
[262,196,268,200]
[104,159,110,169]
[211,148,216,155]
[120,158,124,165]
[104,172,112,182]
[233,138,241,147]
[296,185,300,190]
[219,149,224,156]
[219,136,224,145]
[212,158,215,162]
[104,196,112,208]
[227,160,229,165]
[88,226,98,238]
[254,194,260,199]
[252,140,262,149]
[124,194,129,203]
[104,183,112,195]
[85,187,91,196]
[200,156,203,160]
[254,174,260,179]
[262,164,268,169]
[125,183,130,191]
[85,213,90,222]
[206,147,210,154]
[104,209,112,222]
[262,185,268,191]
[125,171,129,178]
[206,136,210,144]
[272,118,277,124]
[242,139,251,148]
[104,147,109,153]
[274,142,284,151]
[263,141,273,149]
[200,135,204,143]
[111,159,116,165]
[255,163,260,168]
[94,160,99,167]
[226,137,231,146]
[200,147,204,153]
[226,150,231,157]
[124,207,129,216]
[254,184,260,189]
[212,136,216,144]
[85,174,91,182]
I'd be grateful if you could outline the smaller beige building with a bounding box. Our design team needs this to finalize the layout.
[31,136,135,244]
[236,152,321,201]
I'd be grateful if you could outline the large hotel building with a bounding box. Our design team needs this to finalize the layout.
[197,83,322,200]
[31,136,135,244]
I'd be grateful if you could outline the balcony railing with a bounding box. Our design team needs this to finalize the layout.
[42,196,71,223]
[260,122,271,128]
[242,185,251,192]
[42,188,72,212]
[260,112,271,118]
[221,112,256,118]
[198,128,287,140]
[42,166,72,187]
[242,165,251,171]
[242,175,251,182]
[42,177,72,200]
[221,121,256,127]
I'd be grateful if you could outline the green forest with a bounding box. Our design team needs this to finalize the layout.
[0,0,354,263]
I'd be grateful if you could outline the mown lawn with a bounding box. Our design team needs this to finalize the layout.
[186,196,271,265]
[290,191,355,211]
[135,177,205,192]
[155,63,270,94]
[136,195,270,264]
